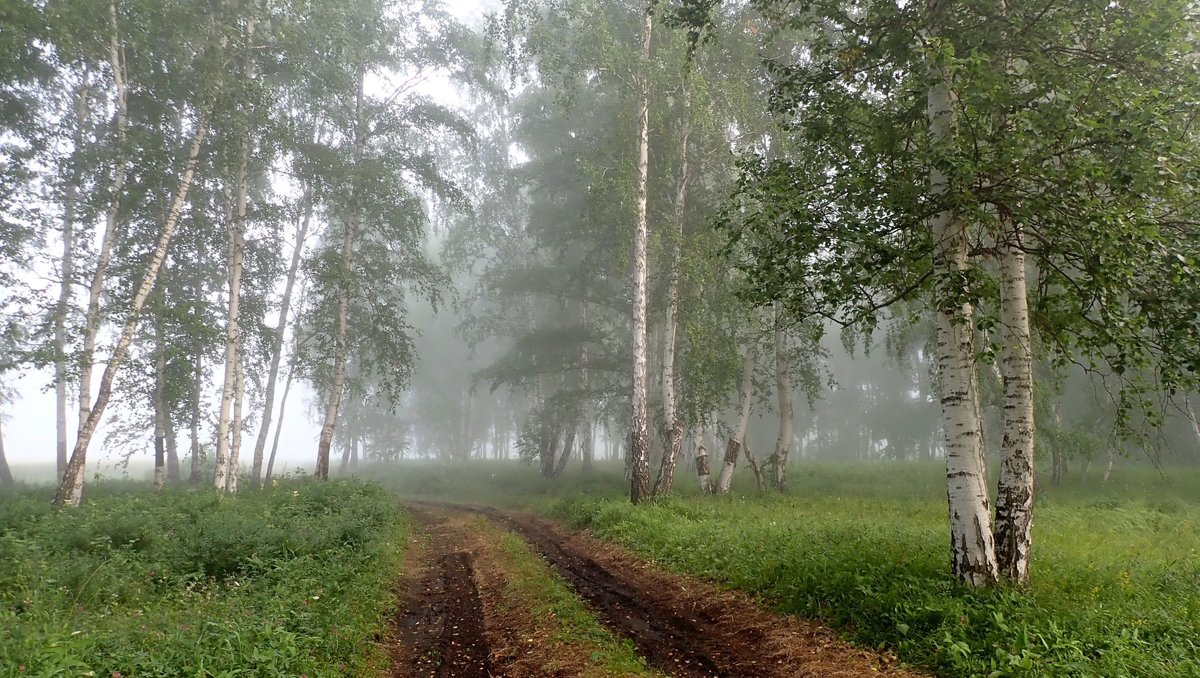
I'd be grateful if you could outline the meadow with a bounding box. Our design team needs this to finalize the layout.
[0,479,406,677]
[379,460,1200,677]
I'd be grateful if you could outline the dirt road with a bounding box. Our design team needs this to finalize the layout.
[391,503,922,677]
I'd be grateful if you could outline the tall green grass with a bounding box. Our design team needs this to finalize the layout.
[0,479,407,677]
[375,460,1200,677]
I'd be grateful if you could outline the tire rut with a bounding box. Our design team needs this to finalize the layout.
[445,503,751,678]
[392,511,491,678]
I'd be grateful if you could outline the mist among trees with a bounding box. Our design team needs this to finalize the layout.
[2,0,1199,599]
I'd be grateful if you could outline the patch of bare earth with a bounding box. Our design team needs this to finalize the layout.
[474,505,926,678]
[388,508,490,677]
[394,506,654,677]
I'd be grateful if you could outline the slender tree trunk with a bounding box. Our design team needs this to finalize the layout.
[56,74,90,475]
[78,0,130,439]
[653,76,691,499]
[629,6,653,504]
[553,426,576,478]
[0,418,12,486]
[153,311,167,490]
[264,350,298,486]
[227,356,244,493]
[1185,396,1200,450]
[926,0,998,585]
[743,441,765,491]
[251,194,312,486]
[771,303,793,491]
[994,221,1035,583]
[55,111,212,507]
[694,427,712,493]
[215,139,250,492]
[1102,440,1116,483]
[717,340,758,494]
[1050,400,1066,486]
[316,69,365,481]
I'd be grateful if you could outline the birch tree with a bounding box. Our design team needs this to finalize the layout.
[54,3,230,506]
[705,0,1200,584]
[628,3,654,504]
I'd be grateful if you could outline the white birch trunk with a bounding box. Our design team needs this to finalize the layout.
[213,174,246,492]
[717,340,758,495]
[994,223,1035,583]
[926,0,998,585]
[228,356,244,494]
[1186,396,1200,450]
[316,69,365,480]
[56,74,90,475]
[653,76,690,498]
[250,193,312,486]
[216,14,254,491]
[629,6,653,504]
[78,0,129,437]
[55,112,212,507]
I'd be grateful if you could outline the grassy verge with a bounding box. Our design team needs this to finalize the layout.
[0,479,407,677]
[375,460,1200,677]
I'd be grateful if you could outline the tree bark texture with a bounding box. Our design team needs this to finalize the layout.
[215,122,251,492]
[926,0,999,584]
[994,221,1035,584]
[56,74,90,475]
[717,340,758,494]
[78,0,130,439]
[653,76,690,499]
[628,6,653,505]
[228,355,244,493]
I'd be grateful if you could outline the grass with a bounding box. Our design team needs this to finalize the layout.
[374,459,1200,677]
[0,478,407,677]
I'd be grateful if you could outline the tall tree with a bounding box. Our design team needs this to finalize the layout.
[628,3,654,504]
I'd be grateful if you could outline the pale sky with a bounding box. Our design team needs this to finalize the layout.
[4,0,499,480]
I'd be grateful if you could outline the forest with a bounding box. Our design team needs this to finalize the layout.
[1,0,1199,675]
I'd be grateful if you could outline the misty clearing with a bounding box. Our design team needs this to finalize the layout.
[2,0,1199,676]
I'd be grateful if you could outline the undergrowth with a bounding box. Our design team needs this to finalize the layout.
[377,460,1200,677]
[0,479,406,677]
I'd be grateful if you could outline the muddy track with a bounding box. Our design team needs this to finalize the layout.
[405,501,920,678]
[475,505,759,677]
[391,510,491,677]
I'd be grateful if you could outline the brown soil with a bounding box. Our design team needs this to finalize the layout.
[471,504,924,678]
[395,501,925,678]
[393,506,649,677]
[389,509,491,677]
